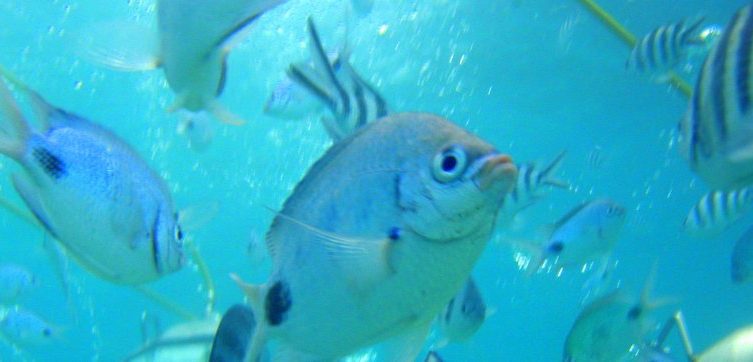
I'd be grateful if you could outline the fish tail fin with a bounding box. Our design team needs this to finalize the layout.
[682,16,707,45]
[640,261,677,312]
[228,273,269,362]
[539,150,570,189]
[0,66,32,159]
[76,20,160,72]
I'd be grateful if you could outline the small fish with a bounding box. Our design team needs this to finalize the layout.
[0,68,184,284]
[523,199,626,273]
[288,17,390,142]
[627,18,707,75]
[424,350,445,362]
[232,113,517,361]
[678,4,753,190]
[435,277,490,347]
[564,267,664,362]
[0,307,58,347]
[0,264,37,303]
[731,224,753,283]
[177,111,215,152]
[500,151,568,218]
[264,74,325,120]
[683,187,753,237]
[83,0,287,125]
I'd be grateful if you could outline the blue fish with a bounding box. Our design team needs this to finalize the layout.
[0,68,184,284]
[0,264,37,303]
[0,306,57,347]
[627,18,707,75]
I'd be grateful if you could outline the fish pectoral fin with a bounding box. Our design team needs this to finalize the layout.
[177,201,220,233]
[11,175,58,238]
[77,20,160,72]
[269,208,395,287]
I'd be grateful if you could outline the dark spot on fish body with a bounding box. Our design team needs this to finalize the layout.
[32,147,66,180]
[43,328,51,337]
[548,241,564,254]
[627,305,642,320]
[265,280,292,326]
[388,227,401,241]
[151,209,162,274]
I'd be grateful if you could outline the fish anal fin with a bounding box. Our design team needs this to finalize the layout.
[207,101,246,126]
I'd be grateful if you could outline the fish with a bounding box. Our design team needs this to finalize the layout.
[0,306,58,347]
[731,223,753,283]
[678,4,753,190]
[692,324,753,361]
[500,151,569,218]
[523,199,626,273]
[83,0,287,125]
[0,264,37,303]
[626,18,707,75]
[264,75,325,120]
[210,304,269,362]
[177,111,215,152]
[288,17,390,142]
[232,113,517,361]
[683,187,753,237]
[0,68,184,284]
[424,350,445,362]
[435,277,490,347]
[563,267,664,362]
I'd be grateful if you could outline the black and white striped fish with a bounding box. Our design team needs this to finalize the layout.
[626,18,707,74]
[683,187,753,237]
[288,17,389,142]
[679,4,753,190]
[501,151,569,217]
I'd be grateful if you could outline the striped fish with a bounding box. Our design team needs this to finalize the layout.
[683,187,753,237]
[288,17,389,142]
[731,223,753,283]
[679,5,753,190]
[627,18,706,74]
[501,151,569,217]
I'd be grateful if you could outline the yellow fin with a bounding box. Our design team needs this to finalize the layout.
[207,101,246,126]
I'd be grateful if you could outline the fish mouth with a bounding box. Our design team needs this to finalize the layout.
[472,153,517,192]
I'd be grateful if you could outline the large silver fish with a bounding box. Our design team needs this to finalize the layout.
[679,4,753,190]
[0,69,184,284]
[232,113,517,361]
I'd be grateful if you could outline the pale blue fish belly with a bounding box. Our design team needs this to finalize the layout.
[0,81,185,285]
[248,113,517,360]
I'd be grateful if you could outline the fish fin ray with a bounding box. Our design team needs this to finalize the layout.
[0,67,32,158]
[77,21,160,71]
[178,201,220,232]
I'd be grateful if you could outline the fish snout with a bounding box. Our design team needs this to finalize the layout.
[473,154,517,192]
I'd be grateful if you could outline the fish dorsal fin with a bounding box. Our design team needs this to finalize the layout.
[211,0,287,52]
[266,207,395,289]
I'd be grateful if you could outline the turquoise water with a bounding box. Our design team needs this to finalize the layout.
[0,0,752,360]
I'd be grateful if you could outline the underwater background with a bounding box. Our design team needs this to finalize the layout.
[0,0,752,360]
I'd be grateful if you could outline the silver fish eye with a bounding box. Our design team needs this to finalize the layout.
[432,145,468,183]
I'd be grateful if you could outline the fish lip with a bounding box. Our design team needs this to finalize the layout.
[471,153,517,192]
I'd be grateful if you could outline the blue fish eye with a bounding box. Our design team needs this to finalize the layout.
[432,146,468,183]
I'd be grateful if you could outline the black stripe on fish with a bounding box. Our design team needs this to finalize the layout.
[711,10,740,142]
[444,297,455,323]
[217,55,228,96]
[736,9,753,114]
[657,27,669,65]
[265,280,291,326]
[288,65,337,112]
[644,34,656,69]
[307,18,351,120]
[32,147,66,180]
[524,164,534,192]
[151,209,162,274]
[353,79,368,128]
[666,23,680,62]
[346,67,389,119]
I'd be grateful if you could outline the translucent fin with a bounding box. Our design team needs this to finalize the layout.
[268,208,395,287]
[539,150,570,189]
[12,175,56,238]
[0,68,30,159]
[77,21,160,71]
[178,200,221,233]
[228,274,269,362]
[207,101,246,126]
